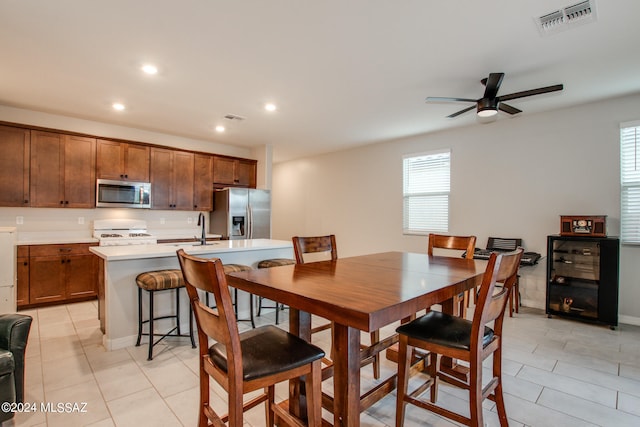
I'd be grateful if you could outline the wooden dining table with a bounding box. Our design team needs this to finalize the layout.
[226,251,487,427]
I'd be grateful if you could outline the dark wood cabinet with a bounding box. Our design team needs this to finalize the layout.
[16,246,29,307]
[213,156,256,188]
[30,131,96,208]
[96,139,150,182]
[546,235,619,329]
[0,125,30,207]
[150,147,195,210]
[0,121,257,211]
[19,243,97,308]
[193,154,213,211]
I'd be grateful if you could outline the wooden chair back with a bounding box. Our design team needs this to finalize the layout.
[428,234,476,259]
[176,249,242,377]
[473,248,524,340]
[292,235,338,264]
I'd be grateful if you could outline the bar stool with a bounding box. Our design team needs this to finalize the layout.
[205,263,256,328]
[135,269,196,361]
[256,258,295,324]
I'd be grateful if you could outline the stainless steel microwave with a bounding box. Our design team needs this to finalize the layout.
[96,179,151,208]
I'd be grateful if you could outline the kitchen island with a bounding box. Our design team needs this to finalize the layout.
[90,239,293,350]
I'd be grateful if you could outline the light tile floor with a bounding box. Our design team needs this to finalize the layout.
[6,300,640,427]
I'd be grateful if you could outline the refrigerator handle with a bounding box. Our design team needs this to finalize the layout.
[247,205,253,239]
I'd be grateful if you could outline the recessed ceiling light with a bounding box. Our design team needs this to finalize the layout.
[141,64,158,75]
[112,103,125,111]
[215,125,225,132]
[264,103,277,112]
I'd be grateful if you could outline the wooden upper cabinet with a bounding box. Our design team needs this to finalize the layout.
[96,139,150,182]
[193,154,213,211]
[213,156,256,188]
[150,147,195,210]
[0,125,30,207]
[30,130,96,208]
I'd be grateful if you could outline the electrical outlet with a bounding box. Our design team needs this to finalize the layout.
[16,216,23,225]
[78,217,85,225]
[187,217,192,224]
[160,218,165,225]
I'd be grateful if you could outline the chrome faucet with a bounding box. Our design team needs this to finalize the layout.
[197,213,206,245]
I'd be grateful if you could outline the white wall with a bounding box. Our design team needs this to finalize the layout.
[272,93,640,323]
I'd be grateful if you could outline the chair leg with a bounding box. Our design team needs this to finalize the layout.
[175,287,181,335]
[469,358,484,427]
[249,294,256,329]
[306,359,323,427]
[370,330,380,379]
[429,352,438,403]
[136,287,143,346]
[148,290,154,361]
[395,335,411,427]
[266,385,276,427]
[493,348,509,426]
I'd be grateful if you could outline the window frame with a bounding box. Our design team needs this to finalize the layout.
[621,120,640,245]
[402,148,451,235]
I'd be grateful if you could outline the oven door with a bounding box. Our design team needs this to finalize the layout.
[96,179,151,208]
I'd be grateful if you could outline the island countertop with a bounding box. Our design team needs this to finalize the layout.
[89,238,293,261]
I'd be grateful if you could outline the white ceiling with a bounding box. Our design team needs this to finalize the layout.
[1,1,639,162]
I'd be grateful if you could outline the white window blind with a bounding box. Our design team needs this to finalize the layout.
[621,121,640,244]
[403,149,450,234]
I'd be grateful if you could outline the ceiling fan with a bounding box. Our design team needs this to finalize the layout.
[426,73,563,118]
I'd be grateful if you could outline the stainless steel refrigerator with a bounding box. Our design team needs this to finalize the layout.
[210,188,271,239]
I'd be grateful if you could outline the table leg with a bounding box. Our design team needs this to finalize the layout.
[439,297,470,381]
[288,307,312,419]
[332,322,361,427]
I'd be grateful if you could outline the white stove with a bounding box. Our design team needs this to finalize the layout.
[93,219,157,246]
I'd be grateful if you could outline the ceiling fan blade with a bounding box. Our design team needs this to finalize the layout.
[483,73,504,99]
[447,105,476,118]
[498,103,522,115]
[499,84,564,102]
[426,96,477,103]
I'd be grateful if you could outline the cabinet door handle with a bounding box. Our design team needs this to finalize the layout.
[23,262,28,266]
[60,201,64,205]
[61,259,65,264]
[24,200,28,204]
[65,201,69,205]
[124,174,128,179]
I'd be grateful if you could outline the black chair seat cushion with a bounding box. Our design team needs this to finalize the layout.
[209,325,325,381]
[0,350,14,375]
[396,311,494,351]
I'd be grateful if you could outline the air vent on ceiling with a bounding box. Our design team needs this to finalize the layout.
[536,0,597,36]
[223,114,246,121]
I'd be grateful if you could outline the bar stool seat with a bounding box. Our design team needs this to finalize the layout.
[135,269,196,360]
[256,258,295,324]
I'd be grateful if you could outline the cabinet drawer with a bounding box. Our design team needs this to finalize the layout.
[29,243,95,257]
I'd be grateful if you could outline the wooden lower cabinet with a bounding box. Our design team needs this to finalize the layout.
[16,246,30,307]
[18,243,98,308]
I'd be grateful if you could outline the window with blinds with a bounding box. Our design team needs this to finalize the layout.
[621,121,640,244]
[403,149,450,234]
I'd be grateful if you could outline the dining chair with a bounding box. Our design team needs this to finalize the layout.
[395,248,523,427]
[292,235,381,379]
[176,249,325,427]
[427,233,477,318]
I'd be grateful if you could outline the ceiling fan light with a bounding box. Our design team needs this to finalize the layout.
[477,108,498,117]
[477,98,498,117]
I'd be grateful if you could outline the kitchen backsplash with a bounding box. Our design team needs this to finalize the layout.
[0,207,206,235]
